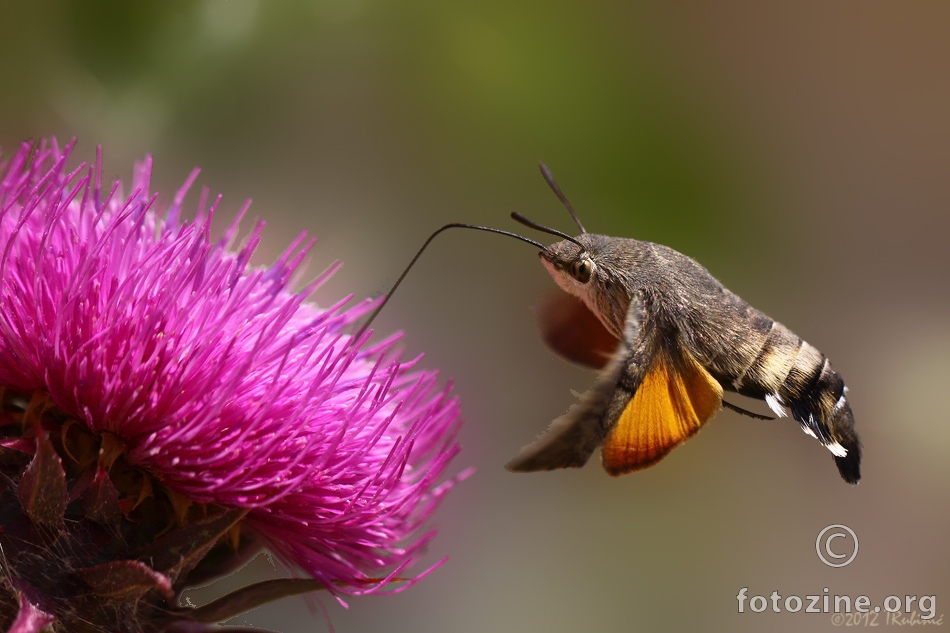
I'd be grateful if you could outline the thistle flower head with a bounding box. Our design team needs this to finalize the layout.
[0,139,465,632]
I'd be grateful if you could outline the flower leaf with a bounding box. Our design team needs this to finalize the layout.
[133,508,248,585]
[81,465,122,526]
[75,560,174,602]
[16,428,66,531]
[8,581,56,633]
[183,532,264,588]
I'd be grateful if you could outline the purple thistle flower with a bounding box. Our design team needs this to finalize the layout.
[0,139,466,632]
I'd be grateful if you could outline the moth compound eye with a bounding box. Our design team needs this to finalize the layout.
[571,257,594,283]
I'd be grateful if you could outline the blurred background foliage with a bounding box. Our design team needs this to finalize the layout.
[1,1,948,632]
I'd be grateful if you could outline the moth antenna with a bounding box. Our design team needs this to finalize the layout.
[511,212,585,249]
[539,161,586,233]
[354,223,544,341]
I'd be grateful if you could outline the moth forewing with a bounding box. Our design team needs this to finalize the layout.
[505,294,644,472]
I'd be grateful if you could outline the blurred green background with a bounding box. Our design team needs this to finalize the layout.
[2,1,948,631]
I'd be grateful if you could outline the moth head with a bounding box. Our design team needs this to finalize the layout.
[538,234,614,301]
[536,233,633,340]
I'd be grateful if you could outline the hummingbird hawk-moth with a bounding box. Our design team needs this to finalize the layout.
[359,163,862,484]
[504,164,861,484]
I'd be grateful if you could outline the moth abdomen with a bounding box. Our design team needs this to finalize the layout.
[730,319,859,483]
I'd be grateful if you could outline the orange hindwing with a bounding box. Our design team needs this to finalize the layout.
[601,353,723,476]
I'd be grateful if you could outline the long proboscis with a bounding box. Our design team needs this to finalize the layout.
[353,223,544,341]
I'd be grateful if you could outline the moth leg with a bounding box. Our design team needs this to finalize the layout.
[722,400,775,421]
